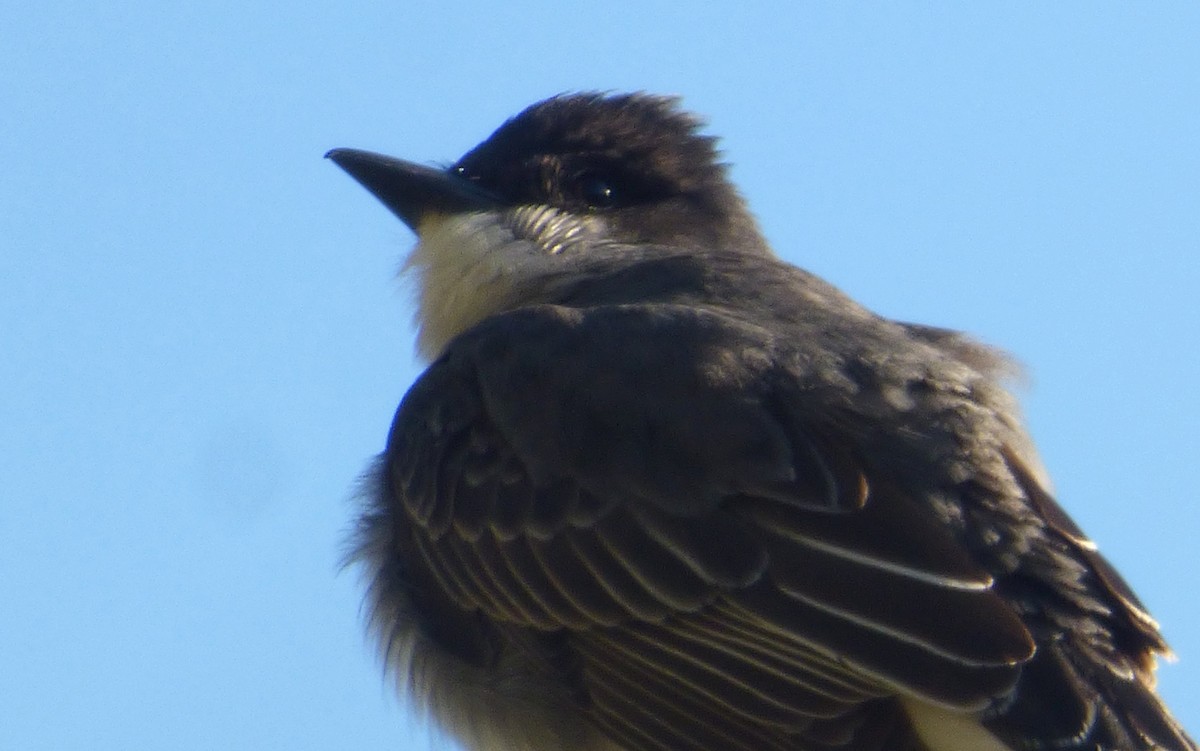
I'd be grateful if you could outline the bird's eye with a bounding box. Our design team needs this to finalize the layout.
[576,171,619,209]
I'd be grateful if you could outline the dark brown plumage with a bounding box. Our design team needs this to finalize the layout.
[330,93,1195,751]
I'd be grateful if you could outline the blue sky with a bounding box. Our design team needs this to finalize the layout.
[2,3,1197,749]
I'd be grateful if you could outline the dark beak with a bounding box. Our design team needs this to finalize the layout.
[325,148,500,232]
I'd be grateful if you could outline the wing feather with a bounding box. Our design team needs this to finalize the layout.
[406,526,478,611]
[580,637,802,751]
[525,533,629,627]
[628,504,767,587]
[685,609,887,701]
[726,585,1020,711]
[758,520,1032,666]
[471,533,560,627]
[737,490,992,591]
[592,507,717,612]
[493,534,595,629]
[563,528,675,621]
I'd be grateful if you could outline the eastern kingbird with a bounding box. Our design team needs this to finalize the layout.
[328,93,1195,751]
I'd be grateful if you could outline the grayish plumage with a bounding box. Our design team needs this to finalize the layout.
[328,93,1195,751]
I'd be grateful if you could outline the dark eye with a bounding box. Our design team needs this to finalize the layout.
[576,171,619,209]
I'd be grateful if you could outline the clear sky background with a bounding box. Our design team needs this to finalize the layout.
[3,4,1198,750]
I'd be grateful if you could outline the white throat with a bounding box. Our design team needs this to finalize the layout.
[403,207,603,360]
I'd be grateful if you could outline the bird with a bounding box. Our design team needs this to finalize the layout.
[327,92,1195,751]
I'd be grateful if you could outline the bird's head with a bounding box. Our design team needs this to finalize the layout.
[328,93,768,359]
